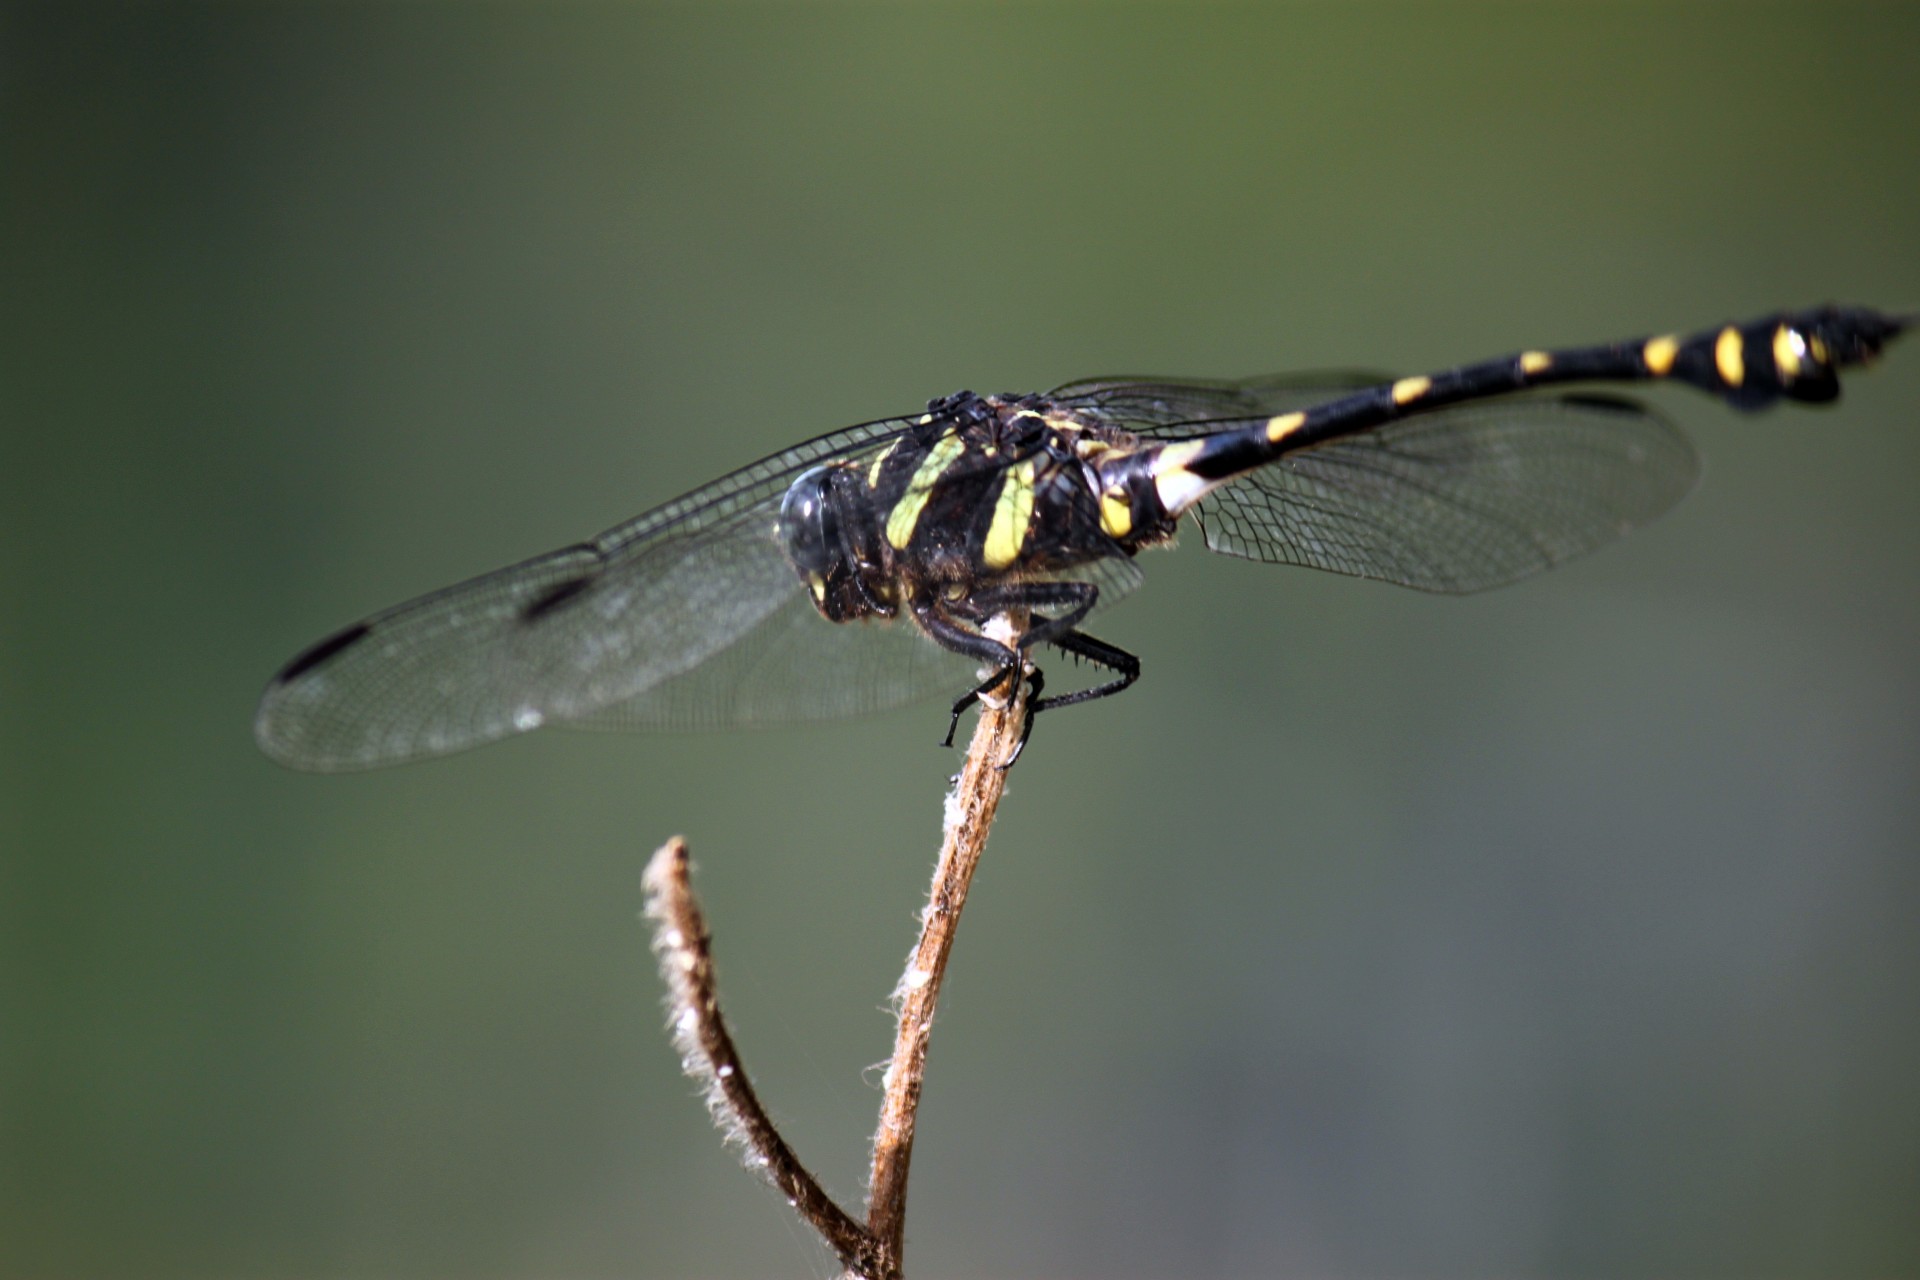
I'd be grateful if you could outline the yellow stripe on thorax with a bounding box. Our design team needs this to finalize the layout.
[866,439,898,489]
[885,431,967,550]
[982,459,1038,569]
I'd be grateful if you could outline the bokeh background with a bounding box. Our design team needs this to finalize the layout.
[6,5,1919,1278]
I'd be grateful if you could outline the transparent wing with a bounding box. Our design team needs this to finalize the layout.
[1187,393,1700,594]
[576,550,1149,733]
[569,593,976,731]
[255,415,918,771]
[1050,371,1387,432]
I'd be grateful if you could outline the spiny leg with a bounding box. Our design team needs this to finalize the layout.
[951,581,1098,747]
[996,629,1141,768]
[929,580,1103,750]
[912,595,1024,748]
[1032,628,1140,715]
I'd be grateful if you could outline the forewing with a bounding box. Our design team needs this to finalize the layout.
[1188,394,1700,594]
[255,415,916,770]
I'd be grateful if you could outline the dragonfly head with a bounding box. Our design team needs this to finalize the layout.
[779,464,890,623]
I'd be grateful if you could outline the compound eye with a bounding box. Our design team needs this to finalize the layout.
[778,466,842,576]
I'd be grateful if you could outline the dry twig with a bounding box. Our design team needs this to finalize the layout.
[642,839,876,1272]
[865,672,1029,1267]
[643,667,1030,1280]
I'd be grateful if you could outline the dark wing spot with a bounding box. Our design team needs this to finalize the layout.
[1558,392,1646,415]
[275,622,371,683]
[520,574,596,622]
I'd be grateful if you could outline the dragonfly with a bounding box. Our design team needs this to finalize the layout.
[256,305,1908,770]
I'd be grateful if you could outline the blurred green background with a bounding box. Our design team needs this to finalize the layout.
[6,4,1918,1277]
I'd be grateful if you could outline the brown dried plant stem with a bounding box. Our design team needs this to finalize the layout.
[642,838,876,1272]
[643,674,1029,1280]
[865,678,1027,1268]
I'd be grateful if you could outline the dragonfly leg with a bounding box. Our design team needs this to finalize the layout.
[995,627,1142,768]
[962,580,1098,647]
[943,666,1022,748]
[1033,629,1140,714]
[998,665,1047,770]
[966,581,1143,756]
[912,594,1023,747]
[922,581,1137,756]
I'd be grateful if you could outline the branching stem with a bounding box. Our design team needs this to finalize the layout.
[643,667,1030,1280]
[642,840,877,1272]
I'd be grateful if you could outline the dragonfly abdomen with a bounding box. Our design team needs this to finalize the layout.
[1148,306,1909,517]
